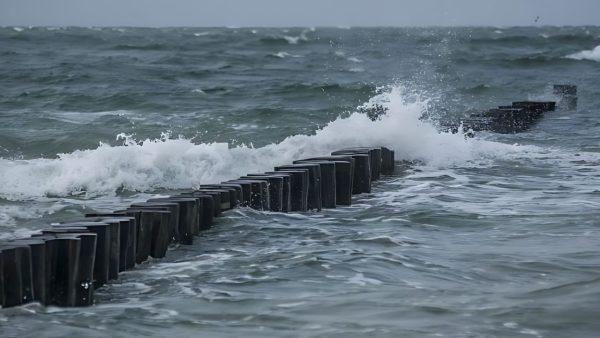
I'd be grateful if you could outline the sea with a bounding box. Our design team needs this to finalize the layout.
[1,26,600,337]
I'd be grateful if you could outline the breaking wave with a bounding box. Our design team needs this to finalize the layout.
[0,86,519,200]
[566,45,600,62]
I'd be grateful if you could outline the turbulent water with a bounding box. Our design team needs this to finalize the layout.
[1,26,600,337]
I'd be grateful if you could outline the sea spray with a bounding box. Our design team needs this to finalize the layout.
[0,86,518,200]
[566,45,600,62]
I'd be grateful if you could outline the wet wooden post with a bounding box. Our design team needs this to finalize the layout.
[89,212,138,269]
[331,151,371,194]
[301,156,354,206]
[10,239,47,305]
[33,229,94,306]
[89,219,120,281]
[341,147,381,181]
[146,198,198,245]
[220,182,252,206]
[45,233,97,306]
[275,163,322,211]
[181,190,222,217]
[53,237,80,306]
[52,222,111,287]
[200,185,243,208]
[224,180,266,210]
[257,172,292,212]
[88,216,135,272]
[176,192,215,231]
[125,209,171,259]
[380,147,395,174]
[0,244,34,307]
[195,189,231,212]
[270,169,309,211]
[293,160,337,208]
[130,202,180,245]
[241,175,284,212]
[32,236,81,307]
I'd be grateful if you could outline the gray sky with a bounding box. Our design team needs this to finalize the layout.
[1,0,599,27]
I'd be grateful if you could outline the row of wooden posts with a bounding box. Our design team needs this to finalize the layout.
[0,146,395,308]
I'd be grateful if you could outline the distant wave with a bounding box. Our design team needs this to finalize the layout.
[260,36,307,45]
[259,30,310,45]
[267,51,302,59]
[566,45,600,62]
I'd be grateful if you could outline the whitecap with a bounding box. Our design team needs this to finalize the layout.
[12,27,24,32]
[346,272,383,286]
[283,31,309,44]
[276,301,306,308]
[347,57,362,63]
[0,85,522,200]
[193,32,211,37]
[283,36,301,44]
[566,45,600,62]
[271,51,302,58]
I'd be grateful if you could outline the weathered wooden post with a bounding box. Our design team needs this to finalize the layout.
[275,163,322,211]
[293,160,337,208]
[331,151,371,194]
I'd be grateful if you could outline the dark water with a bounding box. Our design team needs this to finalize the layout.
[1,26,600,337]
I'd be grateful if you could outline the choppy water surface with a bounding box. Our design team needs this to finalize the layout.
[1,26,600,337]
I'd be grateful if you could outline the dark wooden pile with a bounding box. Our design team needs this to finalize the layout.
[0,146,395,308]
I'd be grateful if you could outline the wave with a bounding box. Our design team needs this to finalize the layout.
[267,51,302,59]
[259,30,310,45]
[566,45,600,62]
[0,85,519,200]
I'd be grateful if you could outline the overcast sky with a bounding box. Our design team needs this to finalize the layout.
[1,0,599,27]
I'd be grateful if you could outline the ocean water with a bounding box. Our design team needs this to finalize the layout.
[1,26,600,337]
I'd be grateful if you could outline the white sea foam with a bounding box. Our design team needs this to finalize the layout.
[566,45,600,62]
[283,36,302,44]
[193,32,211,37]
[0,85,520,200]
[283,30,309,44]
[347,272,383,286]
[271,51,301,58]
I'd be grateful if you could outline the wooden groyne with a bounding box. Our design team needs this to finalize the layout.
[0,146,395,308]
[443,84,576,135]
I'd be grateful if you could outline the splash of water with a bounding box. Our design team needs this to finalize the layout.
[0,86,518,200]
[566,45,600,62]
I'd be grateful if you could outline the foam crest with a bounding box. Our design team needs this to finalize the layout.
[566,45,600,62]
[0,86,518,200]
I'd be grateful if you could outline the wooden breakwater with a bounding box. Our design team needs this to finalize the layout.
[441,84,576,135]
[0,146,395,308]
